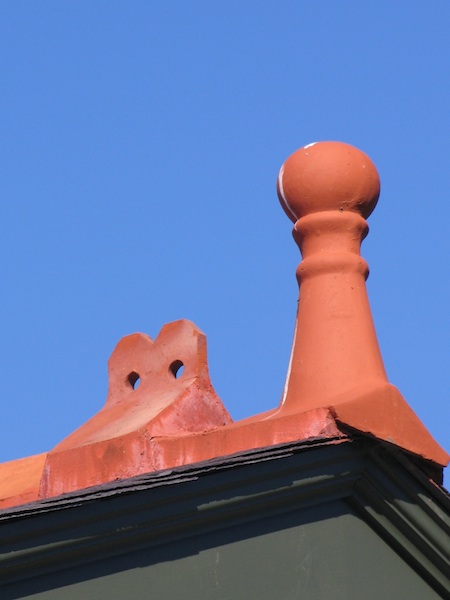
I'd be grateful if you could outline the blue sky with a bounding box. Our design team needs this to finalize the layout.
[1,3,449,481]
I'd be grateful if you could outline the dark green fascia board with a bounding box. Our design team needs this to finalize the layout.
[350,450,450,597]
[0,437,449,597]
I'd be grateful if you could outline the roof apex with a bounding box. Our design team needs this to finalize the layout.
[1,141,448,510]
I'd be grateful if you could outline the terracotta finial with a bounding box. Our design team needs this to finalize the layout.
[277,141,387,412]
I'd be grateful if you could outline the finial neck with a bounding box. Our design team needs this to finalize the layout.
[293,210,369,281]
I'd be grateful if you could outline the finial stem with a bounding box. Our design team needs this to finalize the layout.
[281,210,387,412]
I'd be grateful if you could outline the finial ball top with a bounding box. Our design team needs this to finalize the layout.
[277,141,380,222]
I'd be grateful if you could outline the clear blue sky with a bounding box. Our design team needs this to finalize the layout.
[1,3,449,481]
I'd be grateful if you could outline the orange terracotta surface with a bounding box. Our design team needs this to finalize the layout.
[0,453,47,510]
[276,142,386,410]
[1,141,448,510]
[40,319,232,498]
[275,142,448,464]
